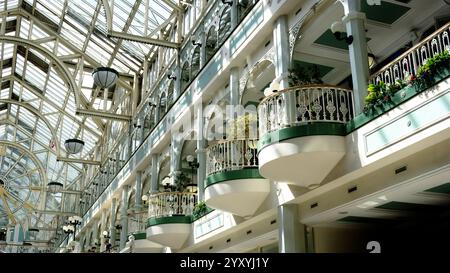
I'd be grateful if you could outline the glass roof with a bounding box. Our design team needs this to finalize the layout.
[0,0,178,246]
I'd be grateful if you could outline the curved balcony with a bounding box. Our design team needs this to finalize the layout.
[258,85,354,187]
[204,139,270,218]
[122,211,162,253]
[146,192,196,249]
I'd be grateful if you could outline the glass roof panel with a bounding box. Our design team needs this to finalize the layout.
[0,0,178,245]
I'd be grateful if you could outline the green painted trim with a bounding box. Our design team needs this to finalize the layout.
[145,209,217,227]
[338,216,395,225]
[425,183,450,194]
[346,67,450,133]
[128,232,146,240]
[146,215,192,228]
[362,1,411,25]
[258,123,346,151]
[292,60,334,78]
[205,168,264,188]
[314,29,371,50]
[376,201,438,212]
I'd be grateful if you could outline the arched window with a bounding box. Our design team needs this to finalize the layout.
[158,92,167,119]
[218,7,232,45]
[181,62,190,91]
[205,26,217,62]
[191,46,201,77]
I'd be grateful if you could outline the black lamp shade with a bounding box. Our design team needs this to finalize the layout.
[64,139,85,154]
[47,181,63,194]
[92,67,119,89]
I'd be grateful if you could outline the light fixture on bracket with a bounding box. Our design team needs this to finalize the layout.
[102,230,110,239]
[47,181,63,194]
[221,0,233,6]
[330,21,353,45]
[133,118,142,128]
[166,71,177,81]
[191,39,202,47]
[64,138,85,154]
[141,194,149,203]
[68,216,82,226]
[62,225,75,234]
[92,67,119,89]
[186,155,199,168]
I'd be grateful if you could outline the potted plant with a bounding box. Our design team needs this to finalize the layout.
[288,64,323,86]
[192,201,208,219]
[413,50,450,87]
[172,172,191,192]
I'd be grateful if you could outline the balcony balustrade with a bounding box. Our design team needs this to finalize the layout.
[371,22,450,85]
[258,85,354,138]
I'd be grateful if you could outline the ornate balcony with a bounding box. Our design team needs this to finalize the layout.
[258,85,354,187]
[146,192,196,249]
[123,211,162,253]
[371,22,450,85]
[204,139,270,218]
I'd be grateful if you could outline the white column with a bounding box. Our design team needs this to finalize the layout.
[150,154,159,193]
[132,73,140,117]
[340,0,369,114]
[196,106,206,202]
[200,33,206,68]
[273,15,295,125]
[230,67,240,109]
[135,171,143,210]
[142,58,149,99]
[109,198,117,249]
[170,135,182,185]
[119,186,130,250]
[100,209,107,252]
[174,55,182,100]
[278,204,306,253]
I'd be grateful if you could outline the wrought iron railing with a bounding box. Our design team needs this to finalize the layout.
[148,192,197,219]
[206,139,259,176]
[371,22,450,85]
[258,85,354,136]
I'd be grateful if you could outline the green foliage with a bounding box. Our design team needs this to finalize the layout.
[416,50,450,80]
[364,50,449,113]
[192,201,208,219]
[364,79,406,111]
[226,113,258,139]
[288,65,323,86]
[173,172,191,192]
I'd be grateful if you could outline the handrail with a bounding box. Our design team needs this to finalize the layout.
[259,84,353,105]
[206,139,259,176]
[258,85,354,136]
[370,22,450,84]
[148,192,197,219]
